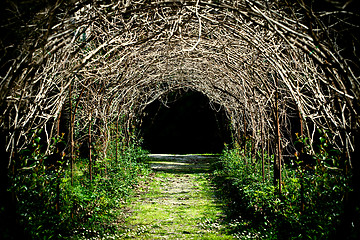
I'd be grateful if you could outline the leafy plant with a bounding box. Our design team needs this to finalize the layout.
[10,129,150,239]
[215,134,350,239]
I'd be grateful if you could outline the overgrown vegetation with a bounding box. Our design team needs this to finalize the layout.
[213,133,352,239]
[5,125,355,239]
[8,131,150,239]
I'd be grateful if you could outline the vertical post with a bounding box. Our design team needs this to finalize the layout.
[123,115,128,148]
[298,108,305,212]
[237,127,241,150]
[251,124,255,166]
[274,76,282,195]
[261,110,265,182]
[116,117,119,163]
[55,111,61,212]
[89,112,92,182]
[69,84,74,186]
[243,107,247,163]
[268,136,271,180]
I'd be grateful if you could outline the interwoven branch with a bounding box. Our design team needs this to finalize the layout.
[1,0,359,165]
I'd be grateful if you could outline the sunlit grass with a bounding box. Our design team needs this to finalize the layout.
[118,155,233,239]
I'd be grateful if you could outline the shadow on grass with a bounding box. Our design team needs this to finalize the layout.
[209,174,270,236]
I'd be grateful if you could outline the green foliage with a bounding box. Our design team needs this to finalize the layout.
[9,126,350,239]
[10,131,66,239]
[10,131,150,239]
[63,147,150,239]
[215,135,350,239]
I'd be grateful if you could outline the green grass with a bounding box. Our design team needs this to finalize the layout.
[117,155,233,239]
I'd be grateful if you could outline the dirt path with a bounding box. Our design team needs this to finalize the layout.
[119,154,233,239]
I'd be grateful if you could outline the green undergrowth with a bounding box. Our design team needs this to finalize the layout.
[9,138,151,239]
[8,132,352,239]
[212,146,350,239]
[67,143,151,239]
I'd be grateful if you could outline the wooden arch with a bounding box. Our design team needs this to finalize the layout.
[1,0,359,208]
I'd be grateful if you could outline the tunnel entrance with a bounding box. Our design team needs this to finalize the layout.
[141,91,231,154]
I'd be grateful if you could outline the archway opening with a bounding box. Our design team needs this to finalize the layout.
[141,90,231,154]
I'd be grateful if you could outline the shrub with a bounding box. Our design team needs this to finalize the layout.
[215,143,349,239]
[10,133,150,239]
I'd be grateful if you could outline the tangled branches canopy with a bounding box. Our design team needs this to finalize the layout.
[1,0,359,166]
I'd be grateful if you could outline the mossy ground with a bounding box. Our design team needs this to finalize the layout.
[118,154,234,239]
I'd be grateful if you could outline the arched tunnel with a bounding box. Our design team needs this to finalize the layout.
[141,90,231,154]
[1,0,360,239]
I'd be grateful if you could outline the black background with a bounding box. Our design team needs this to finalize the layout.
[141,91,231,154]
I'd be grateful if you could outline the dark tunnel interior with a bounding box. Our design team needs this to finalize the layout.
[140,91,232,154]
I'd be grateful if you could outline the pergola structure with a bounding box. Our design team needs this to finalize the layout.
[1,0,359,234]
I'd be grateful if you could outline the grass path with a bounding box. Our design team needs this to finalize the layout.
[119,154,234,239]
